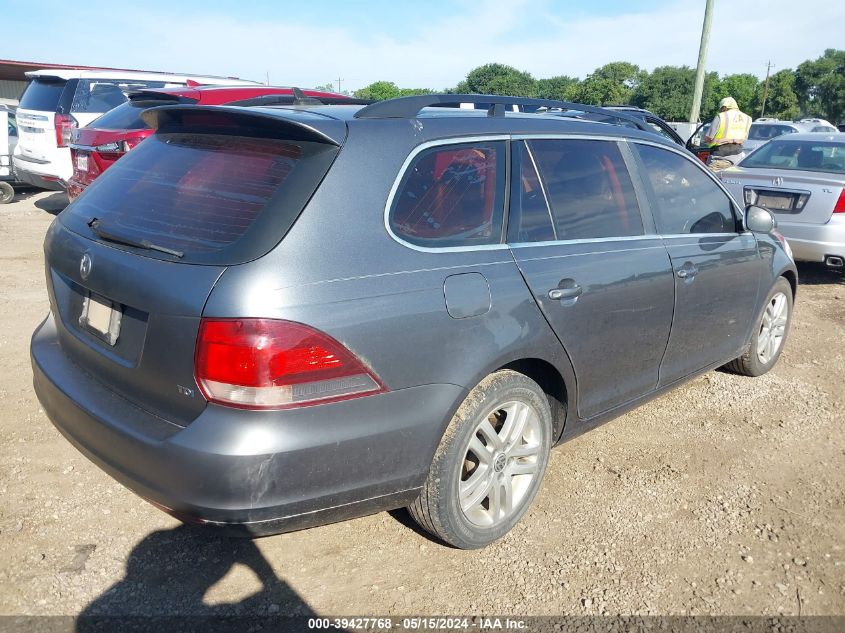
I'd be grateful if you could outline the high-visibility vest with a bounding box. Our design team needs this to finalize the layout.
[709,110,752,146]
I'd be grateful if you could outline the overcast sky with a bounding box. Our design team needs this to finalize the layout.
[4,0,843,91]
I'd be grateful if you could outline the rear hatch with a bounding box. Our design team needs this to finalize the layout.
[15,76,72,162]
[48,106,346,426]
[737,139,845,224]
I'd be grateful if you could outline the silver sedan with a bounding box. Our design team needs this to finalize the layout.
[720,133,845,268]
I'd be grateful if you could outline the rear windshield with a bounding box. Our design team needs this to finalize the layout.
[740,140,845,174]
[63,132,339,264]
[19,79,67,111]
[71,79,169,114]
[88,102,150,130]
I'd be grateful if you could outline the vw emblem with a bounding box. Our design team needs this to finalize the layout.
[79,253,92,280]
[772,176,783,186]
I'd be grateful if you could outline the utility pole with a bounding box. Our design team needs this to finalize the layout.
[760,61,774,118]
[336,77,344,93]
[265,71,270,86]
[689,0,715,124]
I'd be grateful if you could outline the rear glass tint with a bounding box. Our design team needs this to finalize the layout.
[89,102,150,130]
[741,140,845,174]
[63,132,339,263]
[19,79,67,111]
[71,79,169,114]
[390,141,506,247]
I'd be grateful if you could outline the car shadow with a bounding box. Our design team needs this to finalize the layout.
[796,262,844,286]
[34,191,69,216]
[76,524,328,632]
[5,185,42,205]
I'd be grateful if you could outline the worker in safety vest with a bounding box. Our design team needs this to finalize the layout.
[704,97,752,171]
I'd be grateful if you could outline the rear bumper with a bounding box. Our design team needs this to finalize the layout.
[31,314,464,535]
[779,216,845,262]
[13,156,66,191]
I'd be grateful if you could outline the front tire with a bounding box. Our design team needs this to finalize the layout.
[409,370,552,549]
[724,277,792,376]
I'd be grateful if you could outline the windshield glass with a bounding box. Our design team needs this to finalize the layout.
[88,102,151,130]
[63,131,339,263]
[740,139,845,174]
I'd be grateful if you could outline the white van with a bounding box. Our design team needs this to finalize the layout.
[13,69,257,190]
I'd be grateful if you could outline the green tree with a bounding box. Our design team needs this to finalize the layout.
[575,62,644,105]
[796,49,845,123]
[353,81,402,101]
[631,66,719,121]
[714,73,759,114]
[536,75,580,101]
[455,63,538,97]
[314,82,337,93]
[398,87,435,97]
[756,69,800,120]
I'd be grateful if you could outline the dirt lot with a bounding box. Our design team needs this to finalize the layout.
[0,191,843,619]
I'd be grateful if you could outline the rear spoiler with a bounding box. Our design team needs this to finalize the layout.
[141,105,346,146]
[127,90,198,106]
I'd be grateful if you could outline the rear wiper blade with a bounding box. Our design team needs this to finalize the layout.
[87,218,184,258]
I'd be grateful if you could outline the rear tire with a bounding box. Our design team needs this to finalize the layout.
[724,277,792,377]
[0,182,13,204]
[408,370,552,549]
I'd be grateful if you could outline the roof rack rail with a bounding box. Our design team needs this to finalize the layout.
[353,93,651,132]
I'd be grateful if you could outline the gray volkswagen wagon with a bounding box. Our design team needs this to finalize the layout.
[31,95,797,549]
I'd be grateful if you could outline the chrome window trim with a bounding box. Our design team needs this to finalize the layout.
[513,244,667,263]
[384,135,512,254]
[509,234,662,249]
[627,137,748,232]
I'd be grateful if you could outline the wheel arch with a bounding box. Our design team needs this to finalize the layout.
[496,356,574,443]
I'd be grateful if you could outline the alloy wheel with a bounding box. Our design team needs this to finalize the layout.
[458,400,543,527]
[757,291,788,364]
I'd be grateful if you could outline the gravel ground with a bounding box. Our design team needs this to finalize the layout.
[0,191,843,619]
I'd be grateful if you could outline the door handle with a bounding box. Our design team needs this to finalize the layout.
[548,285,582,301]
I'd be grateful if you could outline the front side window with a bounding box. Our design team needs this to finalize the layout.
[390,141,505,247]
[636,144,738,234]
[525,138,643,241]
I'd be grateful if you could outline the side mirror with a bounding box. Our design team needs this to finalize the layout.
[745,205,777,233]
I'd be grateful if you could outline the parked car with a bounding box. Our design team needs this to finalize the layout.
[1,107,18,203]
[743,120,814,153]
[67,85,353,200]
[837,124,845,133]
[31,94,797,549]
[13,69,257,191]
[720,132,845,268]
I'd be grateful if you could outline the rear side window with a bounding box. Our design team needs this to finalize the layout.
[390,141,506,248]
[88,102,150,131]
[525,138,643,241]
[19,79,67,111]
[635,144,738,234]
[71,79,168,114]
[64,132,339,263]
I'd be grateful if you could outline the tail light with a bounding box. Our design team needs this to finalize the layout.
[122,136,145,152]
[834,189,845,214]
[195,319,386,410]
[55,113,76,148]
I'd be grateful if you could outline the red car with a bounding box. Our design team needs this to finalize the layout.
[67,85,350,199]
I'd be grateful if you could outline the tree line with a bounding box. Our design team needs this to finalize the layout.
[321,49,844,123]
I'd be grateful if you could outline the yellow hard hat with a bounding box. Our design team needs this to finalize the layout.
[719,97,738,110]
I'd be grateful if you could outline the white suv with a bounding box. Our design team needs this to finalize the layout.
[13,69,257,190]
